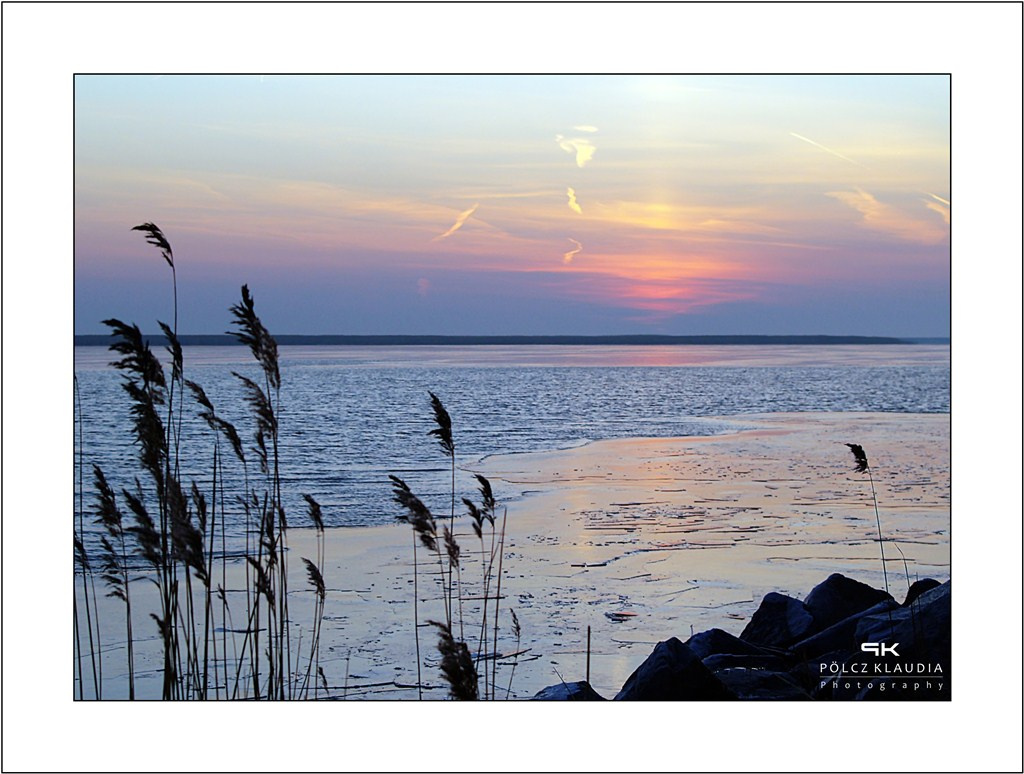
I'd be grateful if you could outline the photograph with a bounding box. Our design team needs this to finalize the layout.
[72,73,951,703]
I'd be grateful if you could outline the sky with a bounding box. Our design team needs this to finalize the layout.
[74,75,950,336]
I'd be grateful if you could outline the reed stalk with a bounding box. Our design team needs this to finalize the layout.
[92,465,135,699]
[505,608,522,699]
[845,443,889,595]
[74,376,100,699]
[428,392,456,632]
[391,474,446,699]
[464,473,497,698]
[491,507,508,699]
[300,495,327,699]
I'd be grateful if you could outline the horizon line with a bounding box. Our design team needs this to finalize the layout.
[74,333,949,347]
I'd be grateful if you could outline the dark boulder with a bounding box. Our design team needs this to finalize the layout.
[740,592,815,648]
[531,680,606,701]
[789,598,901,660]
[856,580,950,664]
[803,573,894,631]
[903,578,941,607]
[816,581,951,701]
[714,668,812,700]
[614,637,735,700]
[702,653,791,673]
[685,627,771,660]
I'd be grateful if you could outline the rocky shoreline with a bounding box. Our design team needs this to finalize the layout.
[532,573,951,701]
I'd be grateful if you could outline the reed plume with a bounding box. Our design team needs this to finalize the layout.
[92,465,135,699]
[229,284,280,390]
[104,316,180,698]
[845,442,889,596]
[229,284,290,698]
[465,473,498,697]
[390,475,439,553]
[428,391,457,631]
[391,474,444,699]
[131,222,174,268]
[300,494,327,699]
[429,620,478,700]
[505,608,522,699]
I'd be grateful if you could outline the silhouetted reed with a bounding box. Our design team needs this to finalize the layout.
[429,620,478,701]
[845,442,889,595]
[92,465,135,699]
[300,495,327,699]
[393,397,516,700]
[428,391,457,633]
[390,474,440,699]
[76,224,331,701]
[505,608,522,699]
[74,376,100,699]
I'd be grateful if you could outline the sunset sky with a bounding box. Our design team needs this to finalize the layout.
[74,74,950,336]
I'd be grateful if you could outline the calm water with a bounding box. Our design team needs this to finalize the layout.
[74,344,950,552]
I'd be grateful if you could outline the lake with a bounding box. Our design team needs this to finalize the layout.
[73,343,950,550]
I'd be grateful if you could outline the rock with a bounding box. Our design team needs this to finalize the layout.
[714,668,812,700]
[701,653,791,673]
[685,628,771,660]
[740,592,815,648]
[816,581,951,701]
[803,573,894,631]
[903,578,941,607]
[531,680,606,701]
[856,581,950,664]
[614,637,735,700]
[789,598,901,660]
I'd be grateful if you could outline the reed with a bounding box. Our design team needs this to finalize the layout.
[392,396,518,700]
[300,494,327,699]
[429,620,478,701]
[78,220,531,701]
[428,391,457,633]
[103,316,179,697]
[229,284,291,699]
[464,474,498,697]
[92,465,135,699]
[845,443,889,595]
[73,376,100,699]
[505,608,522,699]
[78,223,333,700]
[390,474,441,699]
[491,506,508,698]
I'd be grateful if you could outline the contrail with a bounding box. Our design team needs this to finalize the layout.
[433,203,479,240]
[567,187,582,214]
[563,238,583,264]
[790,132,868,169]
[927,192,950,206]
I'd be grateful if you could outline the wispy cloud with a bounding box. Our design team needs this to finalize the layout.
[417,277,431,296]
[790,132,868,169]
[563,238,583,264]
[574,125,598,133]
[827,187,947,243]
[567,187,583,215]
[556,132,597,167]
[924,198,950,224]
[433,203,479,241]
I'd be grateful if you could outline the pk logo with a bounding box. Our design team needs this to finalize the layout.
[861,642,899,657]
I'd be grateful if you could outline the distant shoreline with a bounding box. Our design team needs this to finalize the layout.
[74,333,945,347]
